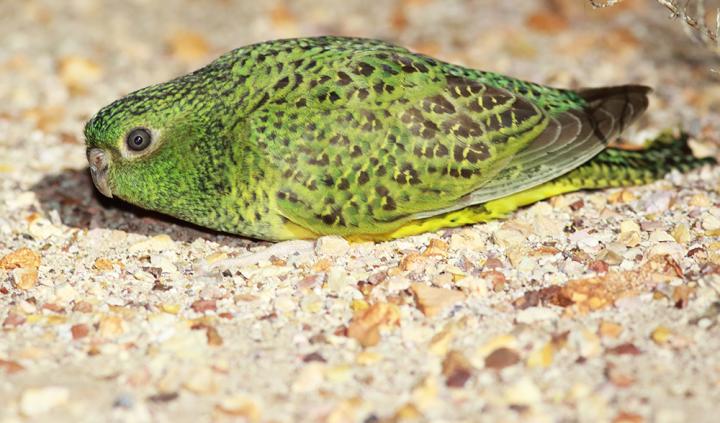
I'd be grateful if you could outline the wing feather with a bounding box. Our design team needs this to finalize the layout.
[241,38,650,235]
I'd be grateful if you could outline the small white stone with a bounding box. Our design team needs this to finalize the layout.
[516,306,559,324]
[160,329,208,359]
[150,254,177,274]
[649,230,675,243]
[516,256,538,274]
[648,242,685,262]
[27,218,63,239]
[129,234,175,253]
[216,393,261,421]
[385,275,411,292]
[570,230,600,253]
[20,386,70,416]
[7,191,36,210]
[183,367,217,395]
[533,215,565,239]
[619,220,640,234]
[54,284,78,303]
[326,267,355,293]
[641,192,673,213]
[493,229,525,249]
[571,329,601,358]
[503,378,541,406]
[455,276,488,296]
[702,212,720,231]
[300,293,324,313]
[315,236,350,256]
[449,229,487,251]
[291,363,325,393]
[528,202,554,217]
[274,295,296,313]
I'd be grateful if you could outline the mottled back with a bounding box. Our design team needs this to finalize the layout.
[222,37,644,236]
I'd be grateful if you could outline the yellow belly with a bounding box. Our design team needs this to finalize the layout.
[347,179,581,242]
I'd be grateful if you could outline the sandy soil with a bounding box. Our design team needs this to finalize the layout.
[2,0,720,422]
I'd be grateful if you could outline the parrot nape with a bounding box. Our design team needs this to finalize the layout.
[84,36,714,241]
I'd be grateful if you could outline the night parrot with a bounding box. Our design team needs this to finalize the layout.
[84,36,713,241]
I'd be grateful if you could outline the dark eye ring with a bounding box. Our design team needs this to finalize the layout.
[126,128,152,151]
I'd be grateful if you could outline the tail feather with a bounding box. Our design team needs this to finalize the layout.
[577,85,651,141]
[452,85,653,210]
[562,132,715,189]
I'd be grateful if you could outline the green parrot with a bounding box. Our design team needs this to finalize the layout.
[84,36,713,241]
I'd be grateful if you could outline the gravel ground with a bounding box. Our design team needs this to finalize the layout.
[2,0,720,422]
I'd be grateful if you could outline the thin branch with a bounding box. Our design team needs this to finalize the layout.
[656,0,717,43]
[589,0,719,53]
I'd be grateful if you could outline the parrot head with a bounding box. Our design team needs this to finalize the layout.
[83,80,228,221]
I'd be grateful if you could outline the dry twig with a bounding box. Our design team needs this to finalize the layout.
[590,0,720,54]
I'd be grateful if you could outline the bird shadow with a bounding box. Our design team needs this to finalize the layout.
[29,168,265,249]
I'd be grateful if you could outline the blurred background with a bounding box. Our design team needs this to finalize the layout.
[1,0,719,158]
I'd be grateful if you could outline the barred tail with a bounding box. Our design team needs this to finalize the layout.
[562,132,715,189]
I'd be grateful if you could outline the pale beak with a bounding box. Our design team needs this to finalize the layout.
[87,148,113,198]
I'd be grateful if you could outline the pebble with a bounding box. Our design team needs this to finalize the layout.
[702,212,720,231]
[442,350,474,387]
[671,224,691,244]
[647,242,685,262]
[129,234,175,253]
[599,321,623,339]
[0,248,40,270]
[428,323,456,356]
[641,192,672,213]
[649,230,675,243]
[455,276,488,296]
[449,229,486,250]
[326,267,354,293]
[315,236,350,256]
[183,367,217,394]
[475,335,518,362]
[216,393,261,421]
[572,329,602,358]
[533,215,566,238]
[516,306,559,324]
[20,386,70,416]
[291,362,325,393]
[150,255,178,274]
[13,268,38,290]
[527,342,554,368]
[385,275,411,292]
[571,230,600,253]
[618,231,642,248]
[484,347,520,370]
[493,229,525,248]
[410,283,466,317]
[688,193,711,207]
[347,302,400,347]
[503,378,542,406]
[619,220,640,234]
[650,326,672,345]
[98,315,125,337]
[27,218,63,239]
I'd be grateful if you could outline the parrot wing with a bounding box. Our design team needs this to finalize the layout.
[245,45,647,236]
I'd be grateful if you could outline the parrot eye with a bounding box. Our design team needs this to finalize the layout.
[126,128,152,151]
